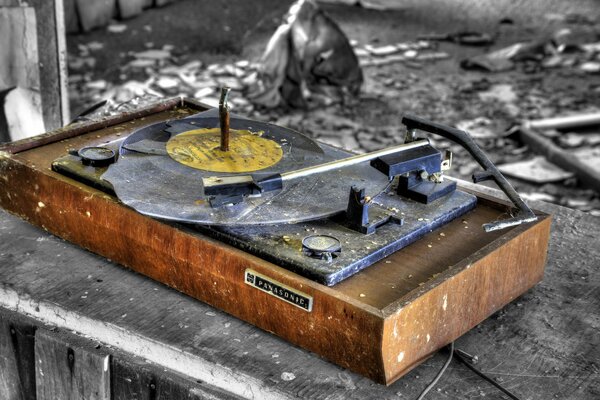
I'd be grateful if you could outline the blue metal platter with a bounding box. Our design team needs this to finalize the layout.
[202,187,476,286]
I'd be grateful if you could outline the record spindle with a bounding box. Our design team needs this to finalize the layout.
[219,87,231,152]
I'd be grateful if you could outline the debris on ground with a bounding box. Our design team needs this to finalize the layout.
[352,40,449,68]
[68,33,262,116]
[419,31,494,46]
[519,122,600,193]
[107,23,127,34]
[248,0,363,109]
[498,156,574,183]
[460,40,550,72]
[455,117,511,139]
[461,27,600,73]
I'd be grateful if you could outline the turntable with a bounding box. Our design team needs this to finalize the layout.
[0,91,551,384]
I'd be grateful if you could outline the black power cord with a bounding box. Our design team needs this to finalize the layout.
[453,348,522,400]
[415,343,523,400]
[416,342,454,400]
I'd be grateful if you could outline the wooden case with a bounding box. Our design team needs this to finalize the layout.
[0,98,551,385]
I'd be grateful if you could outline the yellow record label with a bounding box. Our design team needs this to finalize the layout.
[166,128,283,173]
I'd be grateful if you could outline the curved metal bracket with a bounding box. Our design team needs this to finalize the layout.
[402,114,537,232]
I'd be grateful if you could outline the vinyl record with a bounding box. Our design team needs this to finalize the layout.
[102,108,390,226]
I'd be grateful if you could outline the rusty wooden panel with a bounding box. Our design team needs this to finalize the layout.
[333,204,509,308]
[34,328,110,400]
[381,215,551,383]
[0,311,36,400]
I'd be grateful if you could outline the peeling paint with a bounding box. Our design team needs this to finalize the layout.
[397,351,404,363]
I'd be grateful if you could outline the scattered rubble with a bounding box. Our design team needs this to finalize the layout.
[498,156,574,183]
[461,26,600,74]
[456,117,500,139]
[356,41,447,67]
[419,31,494,46]
[107,23,127,34]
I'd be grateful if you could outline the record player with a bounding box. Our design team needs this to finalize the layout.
[0,92,551,384]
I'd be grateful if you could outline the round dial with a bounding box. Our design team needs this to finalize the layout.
[302,235,342,259]
[78,147,116,167]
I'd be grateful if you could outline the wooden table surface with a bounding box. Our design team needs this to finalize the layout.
[0,194,598,399]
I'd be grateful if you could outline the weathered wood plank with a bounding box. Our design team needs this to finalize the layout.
[0,307,243,400]
[0,7,41,101]
[0,1,68,133]
[28,0,70,129]
[34,328,110,400]
[112,355,243,400]
[0,312,36,400]
[53,0,70,127]
[0,6,39,93]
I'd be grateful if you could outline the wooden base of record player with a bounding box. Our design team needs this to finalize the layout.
[0,98,551,385]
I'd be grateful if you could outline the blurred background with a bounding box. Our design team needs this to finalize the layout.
[1,0,599,214]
